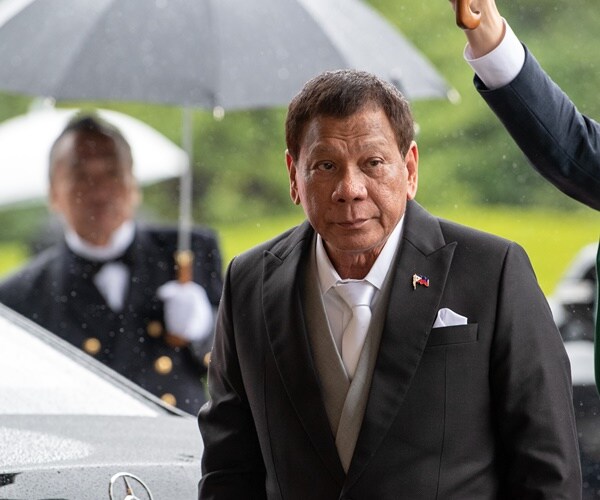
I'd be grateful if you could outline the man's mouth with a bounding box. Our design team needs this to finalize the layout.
[336,218,369,229]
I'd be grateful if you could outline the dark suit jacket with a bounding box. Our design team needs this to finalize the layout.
[198,201,581,499]
[0,224,223,414]
[475,46,600,211]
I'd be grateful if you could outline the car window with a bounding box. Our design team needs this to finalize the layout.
[0,314,158,416]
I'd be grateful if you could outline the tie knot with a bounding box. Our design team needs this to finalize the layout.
[335,280,375,309]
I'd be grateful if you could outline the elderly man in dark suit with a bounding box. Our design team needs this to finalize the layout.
[0,114,223,414]
[198,69,581,498]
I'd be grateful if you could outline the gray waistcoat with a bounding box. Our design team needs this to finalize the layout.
[304,243,393,472]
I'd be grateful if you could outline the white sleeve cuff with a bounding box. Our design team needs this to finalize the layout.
[464,20,525,89]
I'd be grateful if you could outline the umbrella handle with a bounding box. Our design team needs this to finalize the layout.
[163,249,195,348]
[456,0,481,30]
[175,249,194,283]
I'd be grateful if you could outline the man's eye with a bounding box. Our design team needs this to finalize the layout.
[316,162,334,171]
[367,159,383,167]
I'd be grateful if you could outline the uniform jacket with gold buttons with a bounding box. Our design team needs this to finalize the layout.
[0,224,223,414]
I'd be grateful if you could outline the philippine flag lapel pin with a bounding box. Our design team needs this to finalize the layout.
[412,274,430,290]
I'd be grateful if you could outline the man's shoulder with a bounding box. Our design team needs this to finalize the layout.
[435,215,532,271]
[0,246,62,305]
[406,202,517,257]
[225,221,312,282]
[438,216,512,247]
[235,222,310,261]
[0,246,61,283]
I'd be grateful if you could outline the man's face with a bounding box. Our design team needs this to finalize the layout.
[286,106,418,271]
[50,130,140,246]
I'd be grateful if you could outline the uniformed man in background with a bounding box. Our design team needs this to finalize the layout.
[0,113,223,414]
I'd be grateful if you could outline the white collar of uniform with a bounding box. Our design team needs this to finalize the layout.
[316,215,405,295]
[64,220,136,261]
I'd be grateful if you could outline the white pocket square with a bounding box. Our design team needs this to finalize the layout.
[433,308,468,328]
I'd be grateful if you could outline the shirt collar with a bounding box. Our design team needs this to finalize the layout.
[64,220,136,261]
[464,19,524,89]
[316,215,405,294]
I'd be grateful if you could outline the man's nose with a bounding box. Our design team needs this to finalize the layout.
[332,166,368,202]
[78,177,115,200]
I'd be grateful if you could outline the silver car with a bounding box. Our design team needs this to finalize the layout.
[548,243,598,499]
[0,303,202,499]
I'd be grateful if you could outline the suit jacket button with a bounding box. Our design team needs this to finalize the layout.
[160,393,177,407]
[82,337,101,356]
[147,320,164,338]
[154,355,173,375]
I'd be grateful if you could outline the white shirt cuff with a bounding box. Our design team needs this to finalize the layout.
[464,20,525,89]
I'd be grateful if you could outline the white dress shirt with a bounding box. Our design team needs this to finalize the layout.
[64,221,135,312]
[316,217,404,355]
[464,20,525,90]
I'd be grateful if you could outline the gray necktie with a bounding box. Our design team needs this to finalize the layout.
[335,281,375,379]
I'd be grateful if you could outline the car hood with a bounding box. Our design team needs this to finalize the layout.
[0,414,202,499]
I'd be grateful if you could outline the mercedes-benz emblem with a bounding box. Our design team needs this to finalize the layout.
[109,472,154,500]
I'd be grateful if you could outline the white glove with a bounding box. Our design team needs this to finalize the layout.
[157,281,214,342]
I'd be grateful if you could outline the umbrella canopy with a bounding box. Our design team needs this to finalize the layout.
[0,0,451,108]
[0,106,187,207]
[0,0,452,270]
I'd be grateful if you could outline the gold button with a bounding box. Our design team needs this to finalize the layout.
[147,320,163,338]
[82,337,101,356]
[203,351,212,367]
[160,393,177,407]
[154,355,173,375]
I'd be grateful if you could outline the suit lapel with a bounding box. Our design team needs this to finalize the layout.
[346,201,457,487]
[262,221,346,486]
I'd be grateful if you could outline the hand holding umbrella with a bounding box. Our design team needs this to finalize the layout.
[448,0,504,58]
[455,0,481,30]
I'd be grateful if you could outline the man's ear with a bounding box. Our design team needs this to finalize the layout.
[48,182,61,213]
[285,150,301,205]
[404,141,419,200]
[131,179,142,208]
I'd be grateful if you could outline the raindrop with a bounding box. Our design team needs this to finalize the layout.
[447,88,461,104]
[278,67,290,81]
[213,106,225,121]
